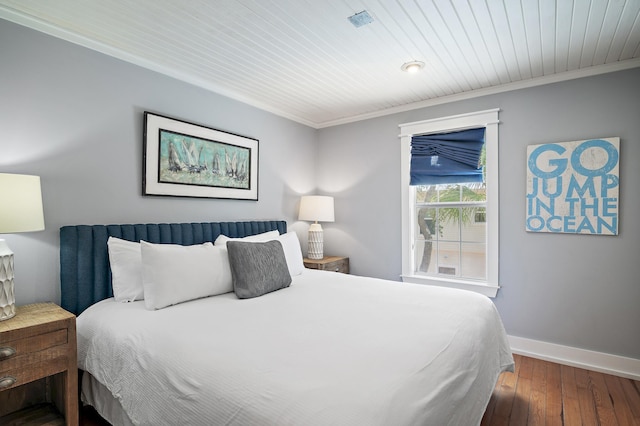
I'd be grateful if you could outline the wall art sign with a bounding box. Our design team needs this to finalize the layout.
[526,137,619,235]
[143,112,258,200]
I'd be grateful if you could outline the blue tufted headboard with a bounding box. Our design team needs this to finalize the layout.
[60,220,287,315]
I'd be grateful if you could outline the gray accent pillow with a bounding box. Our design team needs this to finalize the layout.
[227,240,292,299]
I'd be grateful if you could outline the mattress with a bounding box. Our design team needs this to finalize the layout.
[77,269,514,426]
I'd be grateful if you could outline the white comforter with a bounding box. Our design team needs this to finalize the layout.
[77,270,513,426]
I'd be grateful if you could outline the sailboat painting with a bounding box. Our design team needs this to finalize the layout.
[143,112,258,200]
[159,129,250,190]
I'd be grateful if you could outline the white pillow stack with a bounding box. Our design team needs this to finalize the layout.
[214,231,305,277]
[106,230,305,310]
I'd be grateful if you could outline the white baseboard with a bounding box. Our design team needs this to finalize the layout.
[508,335,640,381]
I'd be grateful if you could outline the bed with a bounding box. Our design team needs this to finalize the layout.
[60,220,514,426]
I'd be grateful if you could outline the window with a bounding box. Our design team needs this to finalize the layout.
[414,181,487,281]
[400,109,500,297]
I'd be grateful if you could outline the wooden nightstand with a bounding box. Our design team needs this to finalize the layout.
[303,256,349,274]
[0,303,78,426]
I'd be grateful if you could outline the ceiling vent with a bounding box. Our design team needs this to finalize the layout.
[348,10,374,28]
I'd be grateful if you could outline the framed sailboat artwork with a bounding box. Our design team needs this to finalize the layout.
[143,112,258,200]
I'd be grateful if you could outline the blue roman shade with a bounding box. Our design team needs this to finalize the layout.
[410,127,485,185]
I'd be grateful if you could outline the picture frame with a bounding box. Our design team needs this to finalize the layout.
[143,112,258,200]
[525,137,619,235]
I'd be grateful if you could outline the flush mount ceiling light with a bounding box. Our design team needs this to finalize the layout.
[401,61,425,73]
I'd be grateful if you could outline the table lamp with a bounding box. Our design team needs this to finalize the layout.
[298,195,334,260]
[0,173,45,321]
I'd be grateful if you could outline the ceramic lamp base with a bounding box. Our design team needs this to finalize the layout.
[0,240,16,321]
[307,223,324,260]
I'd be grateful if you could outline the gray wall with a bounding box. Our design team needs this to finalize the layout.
[0,19,317,305]
[317,68,640,360]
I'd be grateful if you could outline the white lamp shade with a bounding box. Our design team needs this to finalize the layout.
[298,195,334,223]
[0,173,45,320]
[0,173,45,233]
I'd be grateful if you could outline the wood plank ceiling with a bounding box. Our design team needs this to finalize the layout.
[1,0,639,128]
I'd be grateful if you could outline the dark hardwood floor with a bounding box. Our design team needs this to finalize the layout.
[482,354,640,426]
[79,354,640,425]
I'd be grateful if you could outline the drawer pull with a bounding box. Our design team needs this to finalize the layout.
[0,346,16,360]
[0,376,16,389]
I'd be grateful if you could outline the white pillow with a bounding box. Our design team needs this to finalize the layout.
[213,229,304,277]
[274,232,305,277]
[107,237,144,302]
[214,230,280,246]
[141,241,229,310]
[217,231,304,277]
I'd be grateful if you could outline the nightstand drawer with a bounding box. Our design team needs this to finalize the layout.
[304,256,349,274]
[1,328,68,361]
[0,356,69,391]
[324,258,349,273]
[0,328,69,391]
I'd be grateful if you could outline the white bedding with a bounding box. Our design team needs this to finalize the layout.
[77,269,514,426]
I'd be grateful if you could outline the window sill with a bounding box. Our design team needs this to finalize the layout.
[400,274,500,298]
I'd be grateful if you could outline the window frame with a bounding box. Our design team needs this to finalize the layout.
[399,109,500,298]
